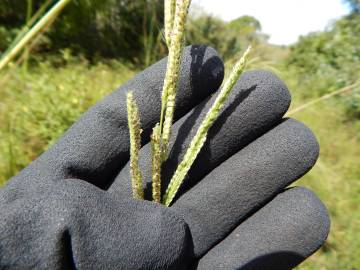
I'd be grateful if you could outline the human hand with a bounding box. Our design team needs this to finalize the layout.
[0,45,329,270]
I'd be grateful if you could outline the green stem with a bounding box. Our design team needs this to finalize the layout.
[160,0,191,159]
[2,0,53,58]
[0,0,71,71]
[23,0,33,72]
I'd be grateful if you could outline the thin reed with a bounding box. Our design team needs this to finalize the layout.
[0,0,71,71]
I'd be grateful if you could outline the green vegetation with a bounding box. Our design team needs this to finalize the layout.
[0,0,165,66]
[286,12,360,117]
[0,57,135,185]
[187,14,265,61]
[282,5,360,267]
[0,0,359,269]
[291,101,360,270]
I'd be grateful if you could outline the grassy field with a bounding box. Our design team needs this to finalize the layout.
[287,82,360,270]
[0,59,136,185]
[0,59,359,269]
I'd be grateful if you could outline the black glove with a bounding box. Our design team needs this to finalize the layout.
[0,45,330,270]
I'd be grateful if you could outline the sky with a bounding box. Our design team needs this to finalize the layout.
[191,0,350,45]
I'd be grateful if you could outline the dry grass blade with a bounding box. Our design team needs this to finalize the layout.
[286,82,359,116]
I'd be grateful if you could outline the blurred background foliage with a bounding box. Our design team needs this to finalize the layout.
[0,0,165,65]
[0,0,359,269]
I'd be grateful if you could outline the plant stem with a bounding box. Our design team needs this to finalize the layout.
[160,0,191,160]
[151,124,162,203]
[0,0,71,71]
[23,0,33,72]
[126,92,144,200]
[162,46,252,206]
[0,13,57,89]
[2,0,53,58]
[286,82,359,116]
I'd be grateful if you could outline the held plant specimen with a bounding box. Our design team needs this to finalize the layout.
[126,0,251,206]
[126,92,144,200]
[162,46,251,206]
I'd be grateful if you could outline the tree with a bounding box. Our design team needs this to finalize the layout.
[344,0,360,13]
[287,12,360,117]
[0,0,165,64]
[228,15,261,33]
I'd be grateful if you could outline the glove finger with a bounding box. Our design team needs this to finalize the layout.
[14,45,224,189]
[171,119,320,257]
[195,187,330,270]
[109,70,290,196]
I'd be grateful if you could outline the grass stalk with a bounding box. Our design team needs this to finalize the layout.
[151,124,162,203]
[0,0,71,71]
[0,14,57,89]
[162,46,252,206]
[126,92,144,200]
[286,82,359,116]
[2,0,53,58]
[160,0,191,159]
[23,0,33,72]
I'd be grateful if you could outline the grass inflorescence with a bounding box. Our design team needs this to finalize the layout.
[151,123,162,203]
[126,0,251,205]
[162,46,251,206]
[160,0,191,161]
[126,92,144,199]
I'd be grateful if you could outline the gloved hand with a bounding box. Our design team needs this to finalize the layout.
[0,45,330,270]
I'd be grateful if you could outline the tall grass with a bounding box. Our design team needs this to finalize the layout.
[0,58,136,186]
[292,101,360,270]
[284,73,360,270]
[1,0,53,58]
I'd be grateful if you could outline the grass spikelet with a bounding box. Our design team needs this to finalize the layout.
[160,0,191,160]
[164,0,176,47]
[162,46,252,206]
[151,123,162,203]
[126,91,144,200]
